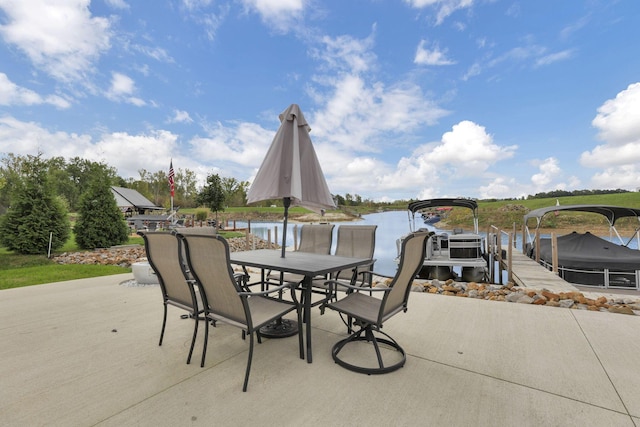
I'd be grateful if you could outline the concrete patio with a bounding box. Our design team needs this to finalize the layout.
[1,273,639,426]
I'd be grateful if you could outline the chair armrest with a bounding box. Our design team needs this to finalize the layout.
[324,279,391,294]
[237,281,295,297]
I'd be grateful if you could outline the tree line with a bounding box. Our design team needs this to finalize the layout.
[0,153,379,254]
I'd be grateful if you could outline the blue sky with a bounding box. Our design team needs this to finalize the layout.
[1,0,639,202]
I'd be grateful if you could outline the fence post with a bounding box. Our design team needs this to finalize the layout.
[497,230,503,285]
[274,227,278,250]
[551,232,558,274]
[508,232,513,283]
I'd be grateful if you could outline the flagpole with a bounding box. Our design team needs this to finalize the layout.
[169,159,176,225]
[171,194,174,224]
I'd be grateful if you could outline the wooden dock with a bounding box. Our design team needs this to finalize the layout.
[504,250,579,293]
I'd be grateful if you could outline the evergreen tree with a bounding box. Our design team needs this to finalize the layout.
[0,155,70,255]
[74,171,129,249]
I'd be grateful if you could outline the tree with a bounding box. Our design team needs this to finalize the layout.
[196,173,225,219]
[74,170,129,250]
[221,177,249,207]
[63,157,118,211]
[0,154,70,254]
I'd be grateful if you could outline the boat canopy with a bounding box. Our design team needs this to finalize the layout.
[408,198,478,215]
[407,198,479,233]
[524,204,640,229]
[524,204,640,248]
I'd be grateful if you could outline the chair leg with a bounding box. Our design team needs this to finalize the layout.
[186,311,198,364]
[243,332,254,392]
[331,325,406,375]
[201,316,209,368]
[365,327,384,368]
[297,305,304,360]
[159,303,168,346]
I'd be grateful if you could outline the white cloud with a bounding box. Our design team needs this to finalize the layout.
[580,83,640,190]
[0,0,112,84]
[240,0,306,33]
[179,0,228,41]
[0,73,70,108]
[560,16,590,41]
[91,130,180,177]
[404,0,475,25]
[181,0,214,10]
[307,32,448,152]
[190,120,276,171]
[105,0,129,10]
[479,177,520,200]
[129,44,174,63]
[106,72,146,106]
[362,120,517,200]
[0,115,198,183]
[414,40,455,66]
[589,165,640,190]
[428,120,516,175]
[310,32,377,74]
[590,82,640,146]
[534,49,573,67]
[168,110,194,124]
[479,157,579,200]
[467,41,571,80]
[530,157,562,189]
[0,115,92,158]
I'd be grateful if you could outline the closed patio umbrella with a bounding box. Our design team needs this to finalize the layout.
[247,103,335,257]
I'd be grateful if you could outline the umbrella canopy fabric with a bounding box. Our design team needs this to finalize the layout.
[247,104,335,213]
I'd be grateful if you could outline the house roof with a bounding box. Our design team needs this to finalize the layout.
[111,186,162,210]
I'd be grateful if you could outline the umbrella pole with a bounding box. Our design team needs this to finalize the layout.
[260,196,299,339]
[281,197,291,257]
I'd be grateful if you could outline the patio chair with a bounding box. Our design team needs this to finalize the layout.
[175,227,248,290]
[321,231,429,375]
[268,223,335,285]
[308,225,377,307]
[138,231,200,365]
[177,233,304,392]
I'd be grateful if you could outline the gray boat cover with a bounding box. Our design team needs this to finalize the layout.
[538,232,640,270]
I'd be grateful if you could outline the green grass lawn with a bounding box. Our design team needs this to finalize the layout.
[0,230,249,289]
[0,245,133,290]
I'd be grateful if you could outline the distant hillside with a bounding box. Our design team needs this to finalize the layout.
[445,193,640,234]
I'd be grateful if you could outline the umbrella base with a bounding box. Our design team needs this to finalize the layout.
[259,318,299,338]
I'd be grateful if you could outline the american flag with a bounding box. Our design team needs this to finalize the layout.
[168,160,175,197]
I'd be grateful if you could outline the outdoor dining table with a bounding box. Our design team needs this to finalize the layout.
[229,249,371,363]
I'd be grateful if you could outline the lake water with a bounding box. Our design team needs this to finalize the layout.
[234,210,438,276]
[233,210,640,277]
